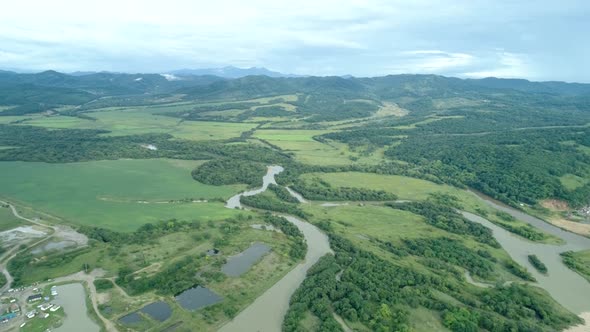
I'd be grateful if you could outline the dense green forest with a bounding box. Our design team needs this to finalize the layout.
[283,234,578,332]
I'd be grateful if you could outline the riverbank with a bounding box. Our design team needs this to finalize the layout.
[219,166,332,331]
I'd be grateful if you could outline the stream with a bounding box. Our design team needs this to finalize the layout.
[219,166,332,332]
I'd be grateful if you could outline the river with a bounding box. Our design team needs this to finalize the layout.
[53,283,100,332]
[219,166,332,332]
[221,167,590,330]
[464,194,590,315]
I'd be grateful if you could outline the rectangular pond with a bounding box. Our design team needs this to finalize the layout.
[175,286,222,311]
[221,242,271,277]
[140,301,172,322]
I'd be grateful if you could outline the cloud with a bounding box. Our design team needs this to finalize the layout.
[461,52,531,79]
[396,50,475,73]
[0,0,588,81]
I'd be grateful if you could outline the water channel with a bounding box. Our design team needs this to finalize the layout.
[219,165,332,332]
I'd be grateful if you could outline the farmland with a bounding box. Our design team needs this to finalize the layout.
[0,159,245,231]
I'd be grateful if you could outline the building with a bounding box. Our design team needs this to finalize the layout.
[27,294,42,303]
[38,303,53,311]
[9,303,20,313]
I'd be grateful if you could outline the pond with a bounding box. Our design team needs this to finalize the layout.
[140,301,172,322]
[175,286,222,311]
[221,242,271,277]
[118,312,144,325]
[53,283,100,332]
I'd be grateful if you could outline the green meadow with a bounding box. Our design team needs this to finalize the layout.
[0,206,24,232]
[301,172,470,201]
[19,110,256,141]
[0,159,247,231]
[254,129,385,166]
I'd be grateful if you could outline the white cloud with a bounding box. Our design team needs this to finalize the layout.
[0,0,588,81]
[461,52,531,79]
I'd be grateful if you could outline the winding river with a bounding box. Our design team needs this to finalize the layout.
[219,166,590,330]
[219,166,332,332]
[464,194,590,316]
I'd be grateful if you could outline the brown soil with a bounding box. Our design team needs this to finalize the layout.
[541,199,570,211]
[549,217,590,237]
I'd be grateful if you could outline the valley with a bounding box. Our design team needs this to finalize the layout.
[1,72,590,331]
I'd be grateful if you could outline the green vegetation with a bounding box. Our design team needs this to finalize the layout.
[292,176,397,201]
[268,184,300,203]
[561,250,590,283]
[302,172,465,201]
[0,204,23,231]
[21,111,257,141]
[241,192,308,219]
[94,279,114,292]
[192,159,267,187]
[1,71,589,331]
[284,235,578,332]
[528,254,548,274]
[0,159,245,231]
[389,195,499,247]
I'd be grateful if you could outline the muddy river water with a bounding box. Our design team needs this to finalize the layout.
[219,166,332,332]
[220,166,590,331]
[464,193,590,315]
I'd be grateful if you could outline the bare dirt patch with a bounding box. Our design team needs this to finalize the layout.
[549,217,590,237]
[541,199,570,211]
[375,102,409,117]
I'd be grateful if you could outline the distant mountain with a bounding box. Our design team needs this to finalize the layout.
[168,66,300,78]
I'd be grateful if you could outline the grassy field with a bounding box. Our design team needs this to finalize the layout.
[254,130,385,166]
[0,206,24,231]
[0,159,246,231]
[301,172,470,201]
[253,129,332,142]
[19,111,257,141]
[559,173,589,190]
[303,203,518,283]
[302,172,563,244]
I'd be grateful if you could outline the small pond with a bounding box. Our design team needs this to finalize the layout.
[119,312,144,325]
[221,242,271,277]
[175,286,222,311]
[140,301,172,322]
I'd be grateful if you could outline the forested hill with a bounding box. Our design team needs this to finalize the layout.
[1,70,589,209]
[1,70,590,104]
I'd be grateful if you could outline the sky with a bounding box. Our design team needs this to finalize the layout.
[0,0,589,82]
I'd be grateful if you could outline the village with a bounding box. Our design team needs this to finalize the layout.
[0,284,64,331]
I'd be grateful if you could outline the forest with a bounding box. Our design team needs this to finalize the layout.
[283,233,579,332]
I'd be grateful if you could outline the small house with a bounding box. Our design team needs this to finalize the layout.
[9,303,19,313]
[27,294,42,303]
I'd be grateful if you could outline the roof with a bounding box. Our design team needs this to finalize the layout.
[27,294,43,301]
